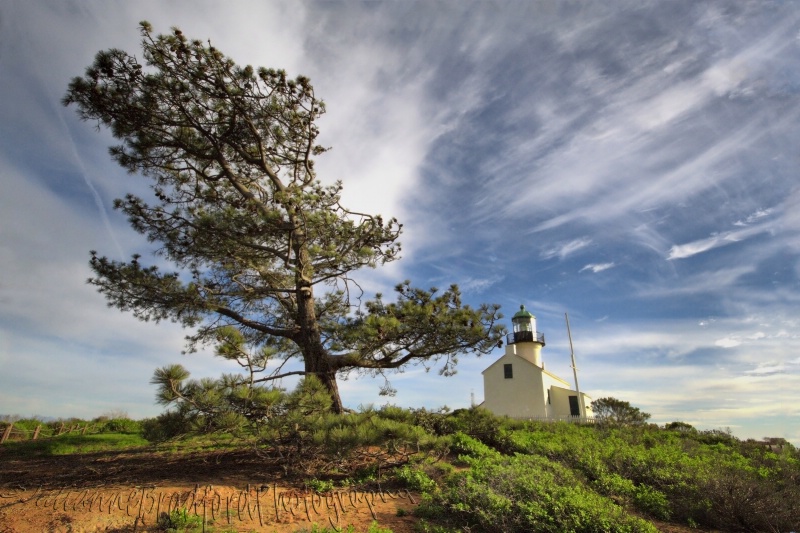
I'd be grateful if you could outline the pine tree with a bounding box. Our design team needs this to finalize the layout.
[64,23,504,412]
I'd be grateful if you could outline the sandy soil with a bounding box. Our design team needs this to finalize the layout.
[0,449,420,532]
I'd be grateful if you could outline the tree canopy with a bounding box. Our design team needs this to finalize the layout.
[590,397,652,426]
[64,22,505,413]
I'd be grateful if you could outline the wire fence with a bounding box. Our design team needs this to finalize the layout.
[509,415,597,424]
[0,421,95,444]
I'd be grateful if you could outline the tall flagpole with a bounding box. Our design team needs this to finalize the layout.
[565,313,585,418]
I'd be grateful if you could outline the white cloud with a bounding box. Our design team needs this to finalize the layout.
[667,223,771,260]
[580,263,615,274]
[715,338,742,348]
[745,362,786,375]
[734,208,773,226]
[541,238,592,260]
[634,264,755,299]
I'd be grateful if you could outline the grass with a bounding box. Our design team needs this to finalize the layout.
[151,432,252,454]
[0,432,149,457]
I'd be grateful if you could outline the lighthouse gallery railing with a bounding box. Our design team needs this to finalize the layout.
[506,330,545,345]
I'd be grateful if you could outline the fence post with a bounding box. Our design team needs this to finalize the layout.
[82,424,89,435]
[33,425,41,440]
[1,423,13,444]
[58,422,65,435]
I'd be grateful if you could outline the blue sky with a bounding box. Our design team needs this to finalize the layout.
[1,1,799,444]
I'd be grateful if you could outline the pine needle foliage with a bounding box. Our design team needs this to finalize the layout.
[63,22,505,413]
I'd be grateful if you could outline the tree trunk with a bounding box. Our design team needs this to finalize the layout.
[295,278,344,412]
[291,217,345,413]
[300,338,344,413]
[316,364,344,414]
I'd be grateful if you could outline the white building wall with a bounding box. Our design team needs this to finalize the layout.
[482,352,548,418]
[549,385,594,418]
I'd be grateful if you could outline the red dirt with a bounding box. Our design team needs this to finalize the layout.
[0,449,420,532]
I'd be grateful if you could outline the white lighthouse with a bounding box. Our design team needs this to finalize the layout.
[479,305,593,420]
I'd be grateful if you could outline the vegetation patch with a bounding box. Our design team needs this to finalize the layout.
[2,403,799,532]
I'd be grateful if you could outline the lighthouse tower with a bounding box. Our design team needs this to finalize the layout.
[508,305,545,367]
[479,304,593,420]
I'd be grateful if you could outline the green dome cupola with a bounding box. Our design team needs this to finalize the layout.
[508,305,545,346]
[512,305,535,330]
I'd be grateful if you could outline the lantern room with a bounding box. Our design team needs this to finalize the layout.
[508,305,545,346]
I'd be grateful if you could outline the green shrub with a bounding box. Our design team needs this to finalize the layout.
[592,472,636,500]
[447,407,509,449]
[422,453,658,532]
[97,417,142,434]
[141,411,193,442]
[306,478,336,493]
[633,485,671,520]
[157,507,203,532]
[448,432,499,461]
[395,465,437,493]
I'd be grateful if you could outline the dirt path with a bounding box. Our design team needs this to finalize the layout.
[0,449,420,532]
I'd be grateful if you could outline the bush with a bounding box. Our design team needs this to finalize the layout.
[448,432,499,461]
[633,485,671,520]
[395,465,437,493]
[421,453,658,532]
[701,468,800,532]
[141,411,193,442]
[447,407,510,449]
[97,417,142,434]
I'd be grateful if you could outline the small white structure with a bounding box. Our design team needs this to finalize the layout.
[480,305,593,420]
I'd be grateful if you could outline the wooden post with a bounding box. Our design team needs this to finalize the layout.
[565,313,586,419]
[33,425,41,440]
[58,422,65,435]
[1,423,13,444]
[82,424,89,435]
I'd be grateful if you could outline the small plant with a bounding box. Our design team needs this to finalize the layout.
[157,507,203,532]
[366,522,394,533]
[307,477,336,493]
[293,521,393,533]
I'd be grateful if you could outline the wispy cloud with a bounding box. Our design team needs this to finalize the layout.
[580,263,615,274]
[667,225,768,260]
[745,362,788,376]
[541,238,592,260]
[734,209,773,227]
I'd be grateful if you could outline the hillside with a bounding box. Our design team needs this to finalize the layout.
[1,406,798,532]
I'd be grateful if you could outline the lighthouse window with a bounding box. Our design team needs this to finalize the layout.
[504,364,513,379]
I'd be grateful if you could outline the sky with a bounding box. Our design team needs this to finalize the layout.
[1,1,799,444]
